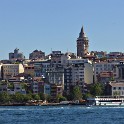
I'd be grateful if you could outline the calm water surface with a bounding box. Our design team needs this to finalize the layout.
[0,105,124,124]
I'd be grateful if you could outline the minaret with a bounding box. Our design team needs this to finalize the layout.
[77,26,89,58]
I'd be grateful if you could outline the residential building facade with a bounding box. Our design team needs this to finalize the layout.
[2,64,24,80]
[64,59,93,94]
[24,65,35,77]
[94,61,119,83]
[106,82,124,96]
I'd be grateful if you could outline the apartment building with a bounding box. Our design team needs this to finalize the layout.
[64,59,93,94]
[32,79,50,95]
[47,69,64,89]
[97,71,114,84]
[51,84,63,101]
[51,51,63,68]
[94,61,119,83]
[2,64,24,80]
[29,59,51,77]
[24,65,35,77]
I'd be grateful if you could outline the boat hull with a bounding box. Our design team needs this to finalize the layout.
[96,102,124,106]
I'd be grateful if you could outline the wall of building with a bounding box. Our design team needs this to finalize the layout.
[84,62,93,84]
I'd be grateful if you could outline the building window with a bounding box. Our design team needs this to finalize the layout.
[113,87,116,90]
[96,72,98,74]
[118,87,121,90]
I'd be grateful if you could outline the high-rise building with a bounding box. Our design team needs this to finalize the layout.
[77,26,89,58]
[64,59,93,95]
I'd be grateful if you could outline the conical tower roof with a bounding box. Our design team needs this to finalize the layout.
[79,26,87,38]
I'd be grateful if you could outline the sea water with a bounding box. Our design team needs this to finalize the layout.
[0,105,123,124]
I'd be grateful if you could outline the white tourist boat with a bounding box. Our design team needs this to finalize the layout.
[87,96,124,106]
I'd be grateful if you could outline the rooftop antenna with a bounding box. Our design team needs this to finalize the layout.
[51,48,52,53]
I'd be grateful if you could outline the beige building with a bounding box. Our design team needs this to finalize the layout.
[24,65,35,77]
[84,61,94,84]
[2,64,24,80]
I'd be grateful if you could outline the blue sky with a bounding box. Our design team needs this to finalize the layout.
[0,0,124,59]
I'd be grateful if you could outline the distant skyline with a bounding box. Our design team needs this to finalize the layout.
[1,0,124,59]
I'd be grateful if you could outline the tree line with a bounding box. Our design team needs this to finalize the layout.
[0,83,104,104]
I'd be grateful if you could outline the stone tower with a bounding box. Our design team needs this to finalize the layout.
[77,26,89,58]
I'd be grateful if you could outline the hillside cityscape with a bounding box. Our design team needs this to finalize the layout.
[0,26,124,105]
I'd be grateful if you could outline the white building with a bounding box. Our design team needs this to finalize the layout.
[107,82,124,96]
[68,59,93,84]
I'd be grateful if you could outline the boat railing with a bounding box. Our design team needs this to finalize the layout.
[95,96,124,99]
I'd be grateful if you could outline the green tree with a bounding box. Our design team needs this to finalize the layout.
[56,94,67,102]
[39,93,51,102]
[32,94,40,100]
[21,83,29,92]
[23,94,33,102]
[10,94,16,103]
[45,94,51,102]
[90,83,104,96]
[83,92,92,100]
[72,86,82,100]
[14,92,25,103]
[0,92,10,103]
[8,83,14,90]
[39,93,45,101]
